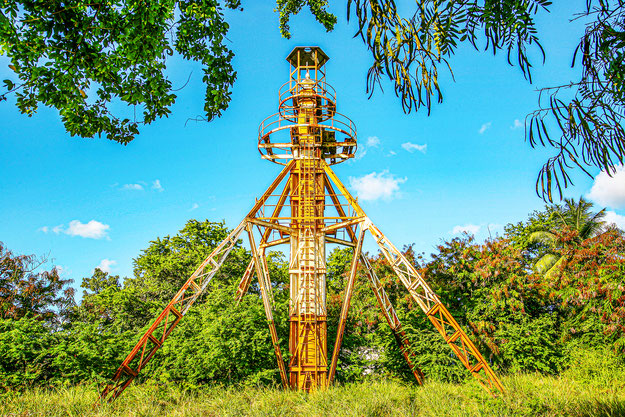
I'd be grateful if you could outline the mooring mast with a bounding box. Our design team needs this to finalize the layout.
[99,47,504,402]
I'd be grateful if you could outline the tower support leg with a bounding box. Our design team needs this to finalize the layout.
[247,224,289,388]
[360,255,425,384]
[324,172,425,385]
[98,161,296,404]
[328,225,365,384]
[98,220,247,403]
[323,161,504,394]
[236,178,291,303]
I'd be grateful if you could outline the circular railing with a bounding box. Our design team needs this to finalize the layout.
[258,112,357,165]
[278,80,337,122]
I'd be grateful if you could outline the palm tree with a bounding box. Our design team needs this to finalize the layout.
[529,197,606,276]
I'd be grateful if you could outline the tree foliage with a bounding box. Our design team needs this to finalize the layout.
[523,197,606,275]
[275,0,337,38]
[1,204,624,389]
[3,1,623,201]
[264,0,625,200]
[529,1,625,201]
[0,242,73,325]
[0,0,241,143]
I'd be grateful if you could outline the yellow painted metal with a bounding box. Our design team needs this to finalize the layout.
[328,225,365,383]
[323,161,505,394]
[287,51,329,390]
[247,224,290,388]
[98,46,505,405]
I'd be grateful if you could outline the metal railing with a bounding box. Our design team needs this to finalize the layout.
[278,80,337,122]
[257,112,357,165]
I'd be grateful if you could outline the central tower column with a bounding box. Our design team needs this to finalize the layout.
[287,50,328,390]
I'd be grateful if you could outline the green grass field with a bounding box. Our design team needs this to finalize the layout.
[3,367,625,417]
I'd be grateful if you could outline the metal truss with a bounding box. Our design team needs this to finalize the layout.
[98,220,246,403]
[323,161,505,394]
[99,46,503,403]
[98,162,294,403]
[98,155,503,404]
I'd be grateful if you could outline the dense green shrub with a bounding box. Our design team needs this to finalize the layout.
[1,200,623,389]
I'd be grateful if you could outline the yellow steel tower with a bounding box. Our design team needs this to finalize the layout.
[98,47,504,402]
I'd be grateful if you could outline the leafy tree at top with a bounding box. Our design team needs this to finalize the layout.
[0,0,243,143]
[4,1,622,202]
[281,0,625,202]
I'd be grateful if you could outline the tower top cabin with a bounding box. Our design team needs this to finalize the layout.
[258,47,357,166]
[286,46,329,82]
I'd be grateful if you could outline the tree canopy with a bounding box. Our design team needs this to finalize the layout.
[0,242,73,325]
[0,0,242,143]
[1,1,624,198]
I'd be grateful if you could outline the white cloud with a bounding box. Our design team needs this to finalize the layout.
[401,142,427,154]
[123,183,144,191]
[366,136,380,148]
[511,119,523,130]
[586,165,625,209]
[190,203,199,211]
[96,258,117,273]
[388,150,397,156]
[452,224,481,235]
[65,220,110,239]
[41,220,110,238]
[604,211,625,230]
[356,136,381,160]
[478,122,492,134]
[152,179,164,192]
[349,170,406,201]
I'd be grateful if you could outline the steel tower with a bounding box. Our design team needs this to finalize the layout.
[98,47,504,402]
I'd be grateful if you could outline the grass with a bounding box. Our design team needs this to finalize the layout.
[2,369,625,417]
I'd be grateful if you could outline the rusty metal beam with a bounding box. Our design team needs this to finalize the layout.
[324,162,505,395]
[324,236,356,247]
[247,224,289,388]
[320,217,364,233]
[360,255,424,385]
[247,218,294,235]
[235,178,292,302]
[327,226,365,384]
[98,220,248,403]
[235,258,255,303]
[261,237,291,249]
[324,173,424,385]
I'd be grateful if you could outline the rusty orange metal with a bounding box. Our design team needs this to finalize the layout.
[97,47,503,404]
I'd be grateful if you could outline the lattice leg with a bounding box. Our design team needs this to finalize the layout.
[235,258,255,302]
[367,223,504,393]
[247,224,289,388]
[360,255,425,384]
[98,162,297,404]
[323,161,504,395]
[236,173,292,302]
[324,172,425,384]
[327,225,365,384]
[98,220,247,403]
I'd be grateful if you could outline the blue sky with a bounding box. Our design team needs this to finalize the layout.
[1,1,624,291]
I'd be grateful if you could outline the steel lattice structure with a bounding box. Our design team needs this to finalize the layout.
[98,47,504,402]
